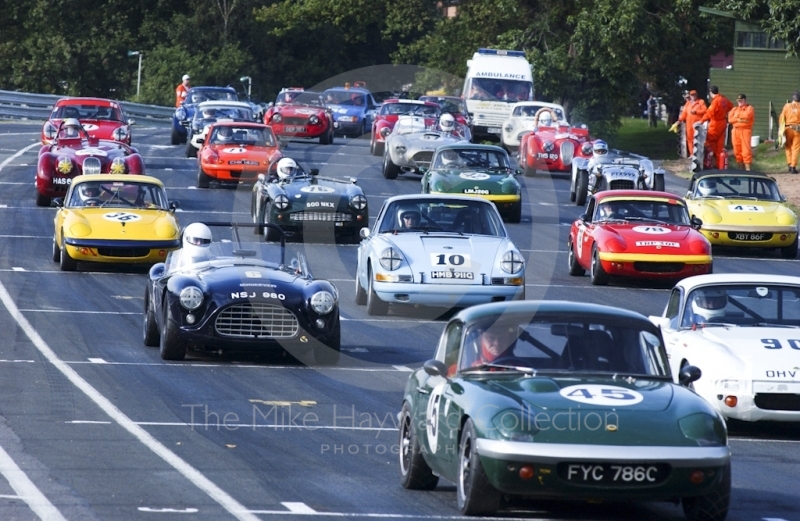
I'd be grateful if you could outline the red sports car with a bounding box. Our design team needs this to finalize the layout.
[197,122,282,188]
[263,89,334,145]
[42,97,134,146]
[36,120,145,207]
[370,99,440,156]
[417,95,470,127]
[568,190,712,285]
[517,107,592,176]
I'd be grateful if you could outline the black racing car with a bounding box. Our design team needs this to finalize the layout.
[143,222,340,364]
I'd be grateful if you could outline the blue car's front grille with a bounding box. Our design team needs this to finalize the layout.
[215,303,298,339]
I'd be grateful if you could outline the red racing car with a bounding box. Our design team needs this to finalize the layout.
[42,97,134,146]
[36,119,144,207]
[263,88,334,145]
[417,95,470,127]
[517,107,592,176]
[568,190,712,285]
[370,99,440,156]
[197,122,282,188]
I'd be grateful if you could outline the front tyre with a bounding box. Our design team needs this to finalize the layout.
[457,418,501,515]
[399,402,439,490]
[506,203,521,224]
[59,239,77,272]
[575,170,589,206]
[366,265,388,316]
[197,165,210,189]
[590,245,609,285]
[354,272,367,305]
[171,127,184,145]
[52,234,61,262]
[781,236,798,259]
[159,303,186,361]
[185,139,197,158]
[314,326,341,365]
[143,287,159,347]
[36,191,52,207]
[682,463,731,521]
[383,153,400,180]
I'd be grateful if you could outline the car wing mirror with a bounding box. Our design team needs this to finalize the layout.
[169,200,180,211]
[423,359,448,378]
[53,197,64,208]
[649,316,670,329]
[781,195,787,202]
[579,213,588,223]
[349,177,358,184]
[128,118,135,126]
[257,173,266,183]
[678,365,702,387]
[419,167,428,174]
[309,168,319,176]
[196,138,205,145]
[359,227,371,240]
[514,169,521,176]
[690,216,703,230]
[685,191,692,199]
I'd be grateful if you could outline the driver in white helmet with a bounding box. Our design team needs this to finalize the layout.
[586,139,612,174]
[181,222,213,266]
[76,184,102,206]
[276,157,298,181]
[439,113,456,134]
[537,110,554,128]
[696,179,719,197]
[61,118,83,139]
[438,149,462,168]
[686,288,728,325]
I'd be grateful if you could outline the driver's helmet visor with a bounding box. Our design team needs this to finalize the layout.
[694,294,727,309]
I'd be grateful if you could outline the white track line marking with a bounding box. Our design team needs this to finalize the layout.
[67,421,397,431]
[0,444,66,520]
[282,503,317,513]
[0,143,39,173]
[0,280,261,521]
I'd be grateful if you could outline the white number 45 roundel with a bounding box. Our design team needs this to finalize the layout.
[559,384,643,406]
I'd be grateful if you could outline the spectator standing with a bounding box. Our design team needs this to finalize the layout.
[678,90,707,157]
[647,95,658,127]
[728,94,755,170]
[175,74,191,107]
[779,92,800,174]
[701,86,733,170]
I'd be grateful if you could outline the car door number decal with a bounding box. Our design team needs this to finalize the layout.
[761,338,800,350]
[560,385,643,406]
[431,253,471,267]
[426,383,447,454]
[103,212,141,222]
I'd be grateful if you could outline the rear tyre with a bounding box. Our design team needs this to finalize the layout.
[399,402,439,490]
[590,245,609,286]
[36,191,52,207]
[159,304,186,361]
[171,128,183,145]
[575,170,588,206]
[366,265,388,316]
[781,237,798,259]
[197,165,210,189]
[568,237,585,276]
[143,288,159,347]
[682,463,731,521]
[320,127,332,145]
[457,418,502,515]
[383,153,400,180]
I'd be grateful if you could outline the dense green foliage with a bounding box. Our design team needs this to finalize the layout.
[1,0,792,135]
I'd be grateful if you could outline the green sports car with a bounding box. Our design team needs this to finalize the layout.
[420,144,522,223]
[399,300,731,520]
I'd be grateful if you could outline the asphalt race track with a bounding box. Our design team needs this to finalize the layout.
[0,120,798,520]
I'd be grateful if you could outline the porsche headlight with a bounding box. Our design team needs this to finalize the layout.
[309,115,320,125]
[311,291,336,315]
[179,286,204,310]
[112,126,128,142]
[271,113,282,123]
[274,194,290,210]
[109,157,127,175]
[44,122,58,140]
[176,108,187,120]
[678,413,727,447]
[379,247,403,271]
[350,194,367,210]
[501,250,524,274]
[56,156,73,175]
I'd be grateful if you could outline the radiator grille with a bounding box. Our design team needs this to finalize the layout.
[633,262,684,273]
[754,393,800,411]
[559,141,575,165]
[97,247,150,258]
[215,303,298,338]
[283,117,307,126]
[82,157,102,174]
[609,180,635,190]
[290,212,352,222]
[412,151,433,169]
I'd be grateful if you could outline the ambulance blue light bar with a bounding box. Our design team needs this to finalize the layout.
[477,48,526,57]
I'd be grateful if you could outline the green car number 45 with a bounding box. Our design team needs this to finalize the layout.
[399,301,731,520]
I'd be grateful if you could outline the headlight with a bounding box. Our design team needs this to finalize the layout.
[56,156,73,175]
[274,194,290,210]
[179,286,204,310]
[271,113,282,123]
[581,142,593,155]
[678,413,727,447]
[311,291,336,315]
[504,124,514,132]
[379,247,403,271]
[501,250,524,273]
[176,108,187,120]
[44,122,58,140]
[395,145,407,154]
[112,126,128,141]
[109,157,127,175]
[542,141,554,152]
[309,115,320,125]
[492,409,538,441]
[350,194,367,210]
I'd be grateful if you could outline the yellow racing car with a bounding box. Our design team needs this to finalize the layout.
[53,174,181,271]
[685,170,798,258]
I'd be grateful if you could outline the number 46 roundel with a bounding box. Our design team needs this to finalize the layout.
[559,385,644,406]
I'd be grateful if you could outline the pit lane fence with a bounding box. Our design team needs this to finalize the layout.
[0,89,174,122]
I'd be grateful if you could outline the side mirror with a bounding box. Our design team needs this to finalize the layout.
[359,227,371,240]
[349,177,358,184]
[196,138,205,145]
[579,213,588,223]
[309,168,319,176]
[53,197,64,208]
[418,167,428,174]
[268,102,274,108]
[169,200,180,211]
[649,316,670,330]
[678,365,702,387]
[257,173,266,183]
[514,169,521,176]
[685,191,692,199]
[423,359,448,378]
[690,216,703,230]
[781,195,787,202]
[128,118,135,126]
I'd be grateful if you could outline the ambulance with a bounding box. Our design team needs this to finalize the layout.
[461,48,534,140]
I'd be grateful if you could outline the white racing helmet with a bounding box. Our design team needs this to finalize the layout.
[697,179,718,197]
[182,222,213,264]
[592,140,608,156]
[439,113,455,132]
[691,288,727,321]
[277,157,298,179]
[62,118,83,138]
[440,149,459,166]
[538,110,553,126]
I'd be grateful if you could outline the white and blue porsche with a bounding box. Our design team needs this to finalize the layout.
[650,273,800,422]
[355,194,525,315]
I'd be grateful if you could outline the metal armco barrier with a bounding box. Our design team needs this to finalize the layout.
[0,89,174,122]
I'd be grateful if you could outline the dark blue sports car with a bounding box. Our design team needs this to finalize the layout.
[143,222,341,364]
[171,86,238,145]
[322,87,379,137]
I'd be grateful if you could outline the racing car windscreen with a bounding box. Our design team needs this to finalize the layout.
[680,284,800,328]
[54,104,124,122]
